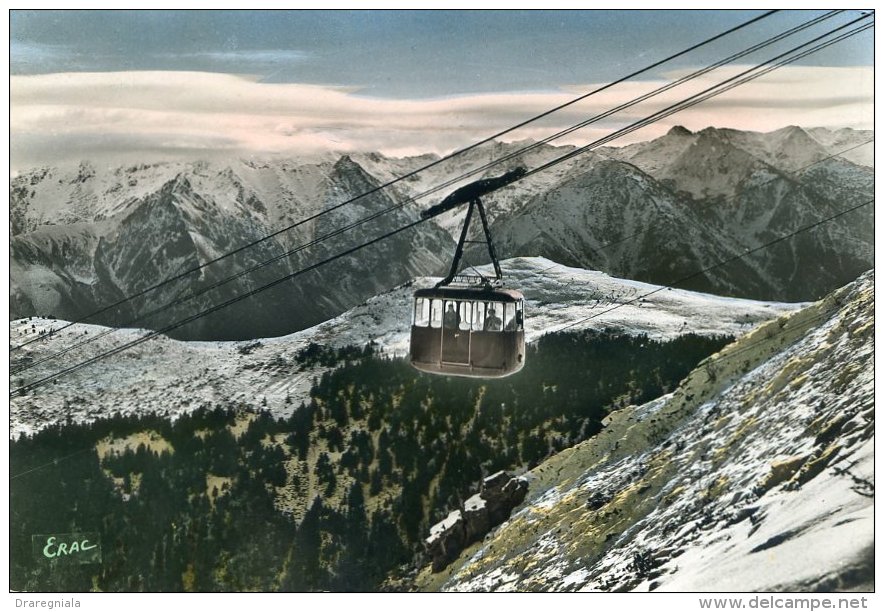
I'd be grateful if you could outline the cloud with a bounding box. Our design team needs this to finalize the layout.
[166,49,311,63]
[10,65,873,170]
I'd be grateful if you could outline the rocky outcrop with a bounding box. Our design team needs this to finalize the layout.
[425,471,528,572]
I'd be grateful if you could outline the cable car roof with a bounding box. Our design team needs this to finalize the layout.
[414,286,524,302]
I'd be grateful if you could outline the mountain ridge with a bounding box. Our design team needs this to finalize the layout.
[9,126,873,339]
[11,156,455,340]
[479,127,872,302]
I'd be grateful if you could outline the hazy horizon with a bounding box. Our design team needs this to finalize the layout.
[10,9,874,171]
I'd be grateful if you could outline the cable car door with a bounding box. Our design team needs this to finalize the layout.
[441,300,470,365]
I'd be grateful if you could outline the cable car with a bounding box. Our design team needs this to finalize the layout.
[409,168,527,378]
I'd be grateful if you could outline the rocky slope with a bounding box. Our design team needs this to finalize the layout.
[423,271,873,592]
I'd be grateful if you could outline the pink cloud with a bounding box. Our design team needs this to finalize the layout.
[10,65,872,169]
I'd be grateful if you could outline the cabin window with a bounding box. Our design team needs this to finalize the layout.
[413,298,430,327]
[484,302,503,332]
[504,302,517,331]
[442,300,460,329]
[472,301,485,331]
[430,299,443,329]
[458,301,472,331]
[515,299,524,330]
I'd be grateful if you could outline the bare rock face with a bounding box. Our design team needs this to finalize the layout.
[425,471,528,572]
[425,511,466,572]
[485,471,529,523]
[462,494,490,542]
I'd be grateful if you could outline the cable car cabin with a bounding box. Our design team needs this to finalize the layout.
[410,286,525,378]
[411,169,529,378]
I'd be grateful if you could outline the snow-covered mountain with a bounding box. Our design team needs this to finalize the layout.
[478,159,772,298]
[352,139,584,236]
[423,270,873,592]
[9,126,872,339]
[601,125,873,197]
[9,257,804,438]
[10,155,454,340]
[481,126,872,302]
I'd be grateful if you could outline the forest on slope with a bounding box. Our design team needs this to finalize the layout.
[11,330,729,591]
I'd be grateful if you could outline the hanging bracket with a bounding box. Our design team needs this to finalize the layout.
[421,167,526,289]
[435,196,502,288]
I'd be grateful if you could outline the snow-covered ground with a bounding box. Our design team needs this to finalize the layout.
[9,257,803,438]
[273,257,803,355]
[429,271,873,592]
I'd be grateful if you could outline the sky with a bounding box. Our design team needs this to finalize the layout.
[8,9,875,170]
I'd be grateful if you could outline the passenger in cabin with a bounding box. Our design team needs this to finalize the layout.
[484,306,502,331]
[505,310,522,331]
[443,303,461,329]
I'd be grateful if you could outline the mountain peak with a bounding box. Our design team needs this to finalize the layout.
[160,173,194,195]
[334,154,360,171]
[666,125,693,137]
[329,154,377,190]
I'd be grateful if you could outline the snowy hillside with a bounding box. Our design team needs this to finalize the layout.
[9,257,804,438]
[425,271,873,592]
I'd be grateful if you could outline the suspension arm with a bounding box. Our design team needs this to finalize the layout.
[420,167,527,220]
